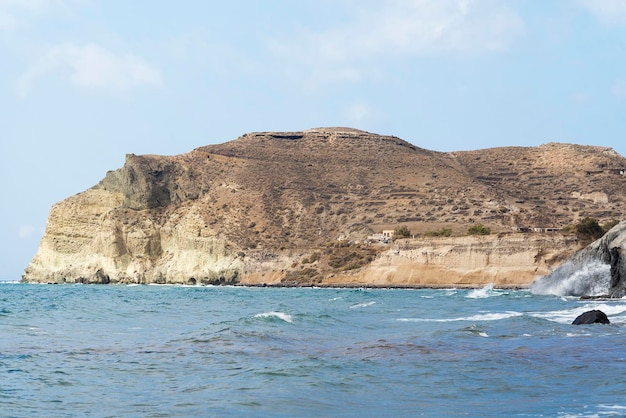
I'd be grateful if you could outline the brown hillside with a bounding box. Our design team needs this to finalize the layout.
[23,128,626,286]
[453,143,626,229]
[100,128,626,250]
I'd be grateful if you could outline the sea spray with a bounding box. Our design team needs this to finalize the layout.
[530,260,610,296]
[466,283,503,299]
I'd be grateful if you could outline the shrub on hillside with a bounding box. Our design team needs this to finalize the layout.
[324,242,378,272]
[602,219,620,233]
[284,267,320,283]
[468,224,491,235]
[394,225,411,239]
[424,228,452,237]
[575,217,603,241]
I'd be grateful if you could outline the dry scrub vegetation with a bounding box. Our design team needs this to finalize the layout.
[100,128,626,284]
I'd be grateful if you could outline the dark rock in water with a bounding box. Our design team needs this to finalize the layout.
[572,310,610,325]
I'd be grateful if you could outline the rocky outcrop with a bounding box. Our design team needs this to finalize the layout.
[573,220,626,297]
[22,154,240,285]
[572,310,610,325]
[22,128,626,286]
[531,221,626,297]
[100,154,205,210]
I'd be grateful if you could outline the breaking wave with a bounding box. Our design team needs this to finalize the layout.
[254,311,293,323]
[530,303,626,324]
[397,311,523,322]
[530,260,611,297]
[466,283,504,299]
[350,301,376,309]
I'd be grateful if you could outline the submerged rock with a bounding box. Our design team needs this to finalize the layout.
[572,310,610,325]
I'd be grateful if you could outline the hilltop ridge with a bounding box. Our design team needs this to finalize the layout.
[22,129,626,286]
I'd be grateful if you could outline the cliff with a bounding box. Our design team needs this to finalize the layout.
[22,128,626,286]
[319,234,576,288]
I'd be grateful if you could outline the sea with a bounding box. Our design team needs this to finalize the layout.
[2,282,626,417]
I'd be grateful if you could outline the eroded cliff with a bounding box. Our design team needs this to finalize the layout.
[319,234,577,288]
[22,128,626,286]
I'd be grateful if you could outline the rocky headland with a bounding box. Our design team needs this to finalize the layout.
[531,220,626,297]
[22,128,626,287]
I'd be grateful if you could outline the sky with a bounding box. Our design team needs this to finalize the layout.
[1,0,626,280]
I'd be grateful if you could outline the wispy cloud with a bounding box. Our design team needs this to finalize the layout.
[17,42,163,97]
[0,0,80,31]
[0,7,18,30]
[579,0,626,25]
[611,79,626,99]
[270,0,524,90]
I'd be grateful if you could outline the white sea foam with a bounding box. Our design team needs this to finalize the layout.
[456,312,523,322]
[599,404,626,413]
[397,311,523,322]
[560,404,626,417]
[609,314,626,324]
[565,332,592,337]
[350,301,376,309]
[466,283,502,299]
[530,303,626,324]
[254,311,293,323]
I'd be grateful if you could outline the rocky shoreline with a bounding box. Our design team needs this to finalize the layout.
[234,282,528,290]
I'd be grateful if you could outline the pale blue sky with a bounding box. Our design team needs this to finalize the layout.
[2,0,626,280]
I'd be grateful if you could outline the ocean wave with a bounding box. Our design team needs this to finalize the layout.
[466,284,504,299]
[598,404,626,414]
[530,303,626,324]
[253,311,293,323]
[397,311,523,322]
[349,301,376,309]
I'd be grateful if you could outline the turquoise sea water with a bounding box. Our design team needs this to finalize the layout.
[2,283,626,417]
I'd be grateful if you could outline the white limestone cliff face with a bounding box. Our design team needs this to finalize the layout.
[23,187,242,284]
[24,181,577,286]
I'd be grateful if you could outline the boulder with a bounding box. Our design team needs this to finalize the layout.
[572,310,610,325]
[531,220,626,297]
[582,221,626,297]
